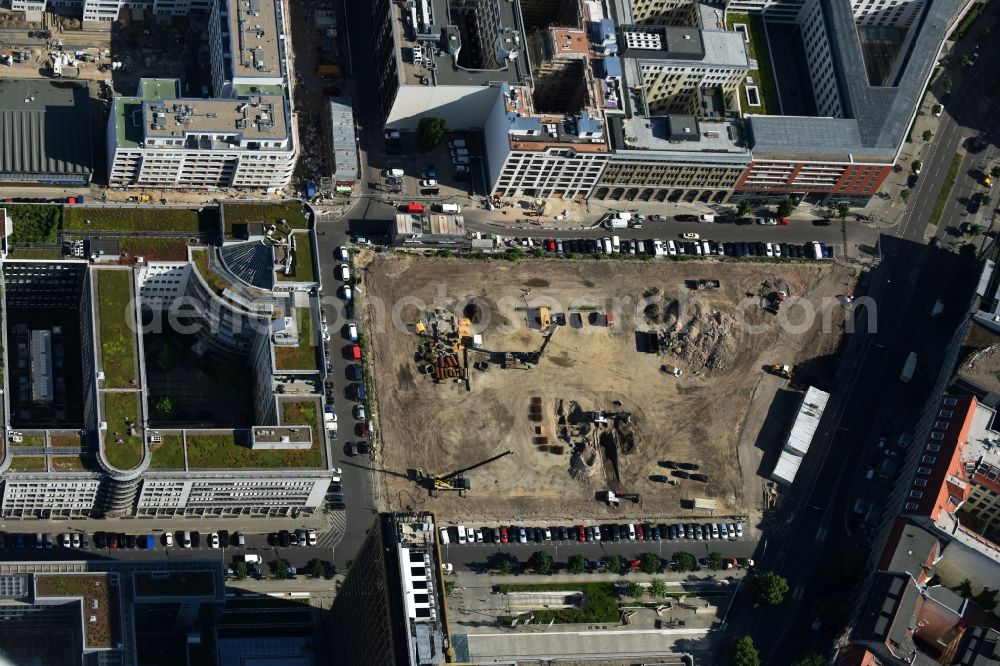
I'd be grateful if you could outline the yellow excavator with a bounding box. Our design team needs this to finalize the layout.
[413,450,513,496]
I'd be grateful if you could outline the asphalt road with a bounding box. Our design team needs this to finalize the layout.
[726,17,1000,663]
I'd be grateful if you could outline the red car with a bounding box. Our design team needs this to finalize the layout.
[635,524,644,541]
[545,238,556,252]
[499,527,508,544]
[778,217,790,225]
[576,525,586,542]
[349,344,362,361]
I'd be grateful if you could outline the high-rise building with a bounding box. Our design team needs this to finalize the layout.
[332,513,449,666]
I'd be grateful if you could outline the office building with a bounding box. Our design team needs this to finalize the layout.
[332,512,448,665]
[103,0,296,191]
[107,79,296,191]
[0,79,93,187]
[0,235,335,519]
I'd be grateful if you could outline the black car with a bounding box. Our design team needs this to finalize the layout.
[647,524,660,540]
[278,530,291,547]
[690,473,710,482]
[812,218,832,226]
[675,215,697,222]
[420,188,440,196]
[125,534,137,549]
[618,524,629,540]
[672,470,690,479]
[93,532,105,549]
[330,483,343,493]
[482,528,494,544]
[735,217,753,225]
[534,528,545,543]
[329,501,346,510]
[968,193,982,214]
[650,474,670,483]
[678,462,700,470]
[585,526,595,542]
[907,174,918,188]
[658,460,677,469]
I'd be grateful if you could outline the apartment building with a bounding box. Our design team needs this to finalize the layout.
[208,0,288,98]
[107,79,296,191]
[332,513,448,666]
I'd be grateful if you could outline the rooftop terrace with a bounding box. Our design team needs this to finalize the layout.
[35,573,119,649]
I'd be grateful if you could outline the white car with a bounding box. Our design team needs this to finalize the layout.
[308,529,317,546]
[71,533,81,548]
[209,532,220,549]
[681,232,700,240]
[735,523,744,538]
[336,246,349,261]
[182,531,192,548]
[164,532,173,547]
[757,217,778,225]
[348,324,358,341]
[627,524,637,540]
[354,405,366,420]
[666,240,678,256]
[60,534,70,548]
[419,179,438,187]
[342,285,353,301]
[338,264,350,281]
[765,243,775,257]
[543,527,552,541]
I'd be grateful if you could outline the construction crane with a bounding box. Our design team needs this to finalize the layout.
[412,450,513,496]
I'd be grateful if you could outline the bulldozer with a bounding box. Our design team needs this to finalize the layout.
[769,364,792,379]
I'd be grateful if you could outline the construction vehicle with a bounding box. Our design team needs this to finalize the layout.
[765,290,787,314]
[600,489,641,505]
[661,364,682,377]
[985,174,994,187]
[138,194,151,203]
[412,450,512,496]
[769,364,792,379]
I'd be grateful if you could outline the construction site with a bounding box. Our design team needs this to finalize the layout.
[361,253,856,523]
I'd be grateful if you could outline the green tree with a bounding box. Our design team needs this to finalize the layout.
[233,561,248,581]
[706,552,724,571]
[156,344,180,372]
[900,189,910,201]
[625,582,644,600]
[155,396,174,418]
[749,571,789,607]
[982,194,992,209]
[932,104,943,116]
[837,203,851,221]
[959,54,972,67]
[970,224,983,237]
[990,166,1000,180]
[269,558,292,580]
[943,78,953,93]
[639,553,661,574]
[306,559,325,579]
[672,552,696,572]
[607,555,624,573]
[416,117,447,152]
[922,129,934,141]
[530,551,554,575]
[776,197,795,218]
[791,654,826,666]
[912,159,923,173]
[648,579,667,597]
[731,636,761,666]
[566,554,586,575]
[737,199,752,217]
[499,558,515,575]
[974,587,999,611]
[444,580,456,596]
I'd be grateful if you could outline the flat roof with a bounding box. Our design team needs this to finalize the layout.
[228,0,283,80]
[619,25,748,68]
[852,572,919,652]
[139,78,181,99]
[393,0,529,87]
[611,115,749,160]
[0,79,93,178]
[394,212,465,237]
[327,97,357,182]
[785,386,830,456]
[144,96,287,139]
[877,518,940,579]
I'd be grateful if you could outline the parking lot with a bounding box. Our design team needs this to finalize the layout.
[441,521,746,546]
[373,132,477,200]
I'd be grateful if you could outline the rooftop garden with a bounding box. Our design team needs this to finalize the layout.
[7,248,64,260]
[726,13,781,115]
[52,455,99,471]
[96,270,138,388]
[120,238,191,261]
[497,582,620,624]
[10,456,45,471]
[7,204,62,244]
[223,201,310,235]
[274,308,319,371]
[281,400,320,447]
[102,391,144,471]
[186,431,323,469]
[192,249,232,296]
[276,232,317,283]
[149,435,185,470]
[64,207,211,233]
[36,574,118,648]
[12,434,45,447]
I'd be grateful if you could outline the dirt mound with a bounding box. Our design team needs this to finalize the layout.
[661,310,738,371]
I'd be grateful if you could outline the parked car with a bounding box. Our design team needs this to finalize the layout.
[650,474,670,483]
[690,473,709,482]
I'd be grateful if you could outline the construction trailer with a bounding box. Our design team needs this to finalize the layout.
[771,386,831,486]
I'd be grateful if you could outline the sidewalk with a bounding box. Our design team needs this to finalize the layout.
[0,513,335,535]
[453,569,746,587]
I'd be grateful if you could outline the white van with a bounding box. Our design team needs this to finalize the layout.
[382,168,404,177]
[456,526,467,544]
[439,528,451,545]
[811,241,824,259]
[241,554,263,564]
[602,238,613,255]
[437,203,461,213]
[667,240,678,256]
[448,139,466,149]
[701,240,711,255]
[611,236,621,252]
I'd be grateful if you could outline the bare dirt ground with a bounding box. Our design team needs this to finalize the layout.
[360,253,854,524]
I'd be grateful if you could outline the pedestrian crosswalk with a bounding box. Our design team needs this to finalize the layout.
[316,510,346,549]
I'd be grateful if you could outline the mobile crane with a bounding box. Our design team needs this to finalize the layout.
[412,450,513,496]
